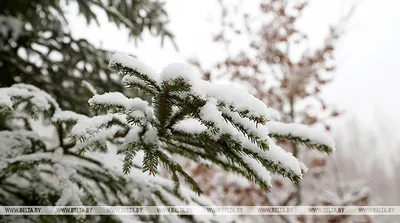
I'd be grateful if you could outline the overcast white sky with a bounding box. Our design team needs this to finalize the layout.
[67,0,400,126]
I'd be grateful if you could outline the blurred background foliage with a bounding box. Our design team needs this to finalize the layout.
[0,0,173,114]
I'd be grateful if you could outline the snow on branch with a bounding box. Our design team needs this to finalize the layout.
[207,84,281,122]
[70,114,127,142]
[89,92,153,119]
[267,121,335,154]
[0,130,45,162]
[0,83,59,119]
[75,52,337,192]
[242,155,272,188]
[109,52,160,93]
[0,89,13,110]
[52,110,87,123]
[109,52,281,122]
[172,118,207,134]
[0,84,229,223]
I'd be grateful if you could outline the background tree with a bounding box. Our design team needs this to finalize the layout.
[0,0,174,115]
[188,0,371,222]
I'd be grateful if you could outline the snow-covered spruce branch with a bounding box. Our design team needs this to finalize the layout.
[0,84,59,119]
[71,52,335,193]
[267,121,335,154]
[0,84,227,223]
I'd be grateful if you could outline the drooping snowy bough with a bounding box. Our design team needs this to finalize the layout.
[71,52,335,194]
[0,84,228,223]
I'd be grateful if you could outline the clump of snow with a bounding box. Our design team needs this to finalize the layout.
[70,114,126,139]
[242,155,272,187]
[122,74,146,87]
[143,125,159,145]
[6,153,54,164]
[207,84,281,121]
[74,125,125,152]
[160,63,201,83]
[89,92,153,118]
[160,62,209,97]
[238,130,302,177]
[1,84,59,112]
[110,52,160,85]
[265,141,302,175]
[200,98,236,135]
[0,89,13,109]
[0,130,41,160]
[267,121,335,150]
[89,92,130,108]
[52,110,86,123]
[119,126,142,151]
[172,118,207,134]
[299,161,308,173]
[54,164,83,206]
[220,106,269,140]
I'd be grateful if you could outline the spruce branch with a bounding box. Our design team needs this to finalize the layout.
[1,83,226,222]
[267,121,335,154]
[70,53,335,196]
[269,133,334,154]
[142,146,159,176]
[109,61,161,94]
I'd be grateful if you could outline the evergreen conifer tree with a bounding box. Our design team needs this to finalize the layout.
[0,0,173,114]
